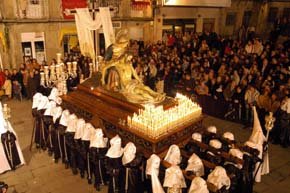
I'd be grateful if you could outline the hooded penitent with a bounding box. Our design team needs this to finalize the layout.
[223,132,235,141]
[0,103,25,173]
[74,118,85,140]
[163,165,186,190]
[248,106,268,182]
[122,142,136,165]
[185,153,204,177]
[32,93,43,109]
[106,135,123,158]
[188,177,209,193]
[164,144,181,165]
[48,87,59,102]
[66,114,78,132]
[90,128,107,148]
[207,166,231,190]
[59,109,70,127]
[192,132,202,142]
[146,154,165,193]
[207,126,217,134]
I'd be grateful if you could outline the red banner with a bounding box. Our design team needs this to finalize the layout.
[62,0,88,19]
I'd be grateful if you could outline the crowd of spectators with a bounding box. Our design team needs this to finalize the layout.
[0,53,92,101]
[128,29,289,147]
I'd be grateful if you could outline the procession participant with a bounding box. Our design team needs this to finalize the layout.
[36,95,49,150]
[248,106,267,183]
[105,135,124,193]
[242,141,261,193]
[164,144,181,166]
[89,128,108,191]
[146,154,165,193]
[43,101,56,156]
[185,153,204,177]
[205,139,223,165]
[203,126,218,144]
[188,177,209,193]
[50,106,62,163]
[65,113,78,174]
[0,104,25,172]
[57,109,70,165]
[221,132,236,152]
[163,165,186,193]
[185,132,205,157]
[122,142,144,193]
[224,148,244,193]
[81,122,94,184]
[74,118,86,178]
[207,166,231,193]
[31,93,42,149]
[48,87,59,102]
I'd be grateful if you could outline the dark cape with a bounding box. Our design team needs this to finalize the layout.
[89,147,109,187]
[1,131,21,169]
[122,153,144,193]
[106,156,124,193]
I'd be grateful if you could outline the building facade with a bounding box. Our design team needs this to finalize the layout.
[0,0,289,69]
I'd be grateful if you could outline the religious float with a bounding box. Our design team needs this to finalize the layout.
[61,30,203,157]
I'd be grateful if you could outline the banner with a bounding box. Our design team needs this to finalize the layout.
[164,0,231,7]
[62,0,87,19]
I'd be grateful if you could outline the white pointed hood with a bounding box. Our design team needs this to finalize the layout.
[48,87,59,102]
[249,106,266,145]
[163,165,186,189]
[44,101,56,116]
[188,177,209,193]
[82,122,94,141]
[185,153,204,177]
[37,96,49,110]
[207,166,230,190]
[122,142,136,165]
[59,109,70,127]
[51,106,62,123]
[192,132,202,142]
[106,135,123,158]
[90,128,108,148]
[66,114,78,132]
[146,154,165,193]
[74,118,85,139]
[164,144,181,165]
[32,93,43,109]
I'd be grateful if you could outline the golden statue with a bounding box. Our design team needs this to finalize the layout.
[101,29,165,104]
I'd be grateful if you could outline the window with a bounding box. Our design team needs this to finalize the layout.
[268,7,278,23]
[282,8,290,19]
[16,0,47,19]
[225,12,237,26]
[242,11,252,27]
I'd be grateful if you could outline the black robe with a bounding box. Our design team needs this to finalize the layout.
[34,109,47,149]
[65,132,78,174]
[224,162,243,193]
[89,147,109,187]
[1,131,21,170]
[56,124,67,164]
[43,115,54,154]
[106,156,124,193]
[122,153,144,193]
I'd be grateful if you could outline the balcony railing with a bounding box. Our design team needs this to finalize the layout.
[16,0,48,19]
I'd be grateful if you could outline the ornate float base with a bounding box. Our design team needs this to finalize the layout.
[61,73,203,156]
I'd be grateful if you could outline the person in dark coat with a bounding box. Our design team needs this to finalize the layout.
[121,142,144,193]
[89,128,109,191]
[105,135,124,193]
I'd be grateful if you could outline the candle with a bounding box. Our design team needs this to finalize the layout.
[56,53,61,64]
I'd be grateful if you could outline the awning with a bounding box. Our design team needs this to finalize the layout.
[58,27,77,45]
[0,32,7,51]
